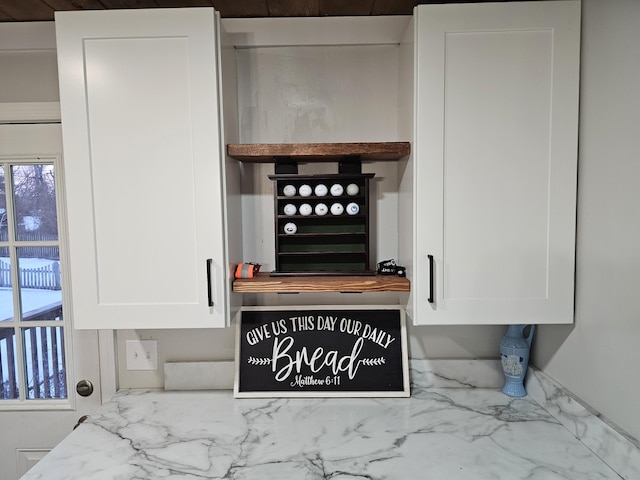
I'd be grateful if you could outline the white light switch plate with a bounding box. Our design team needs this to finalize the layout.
[126,340,158,371]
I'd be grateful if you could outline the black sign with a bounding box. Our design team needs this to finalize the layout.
[234,307,409,397]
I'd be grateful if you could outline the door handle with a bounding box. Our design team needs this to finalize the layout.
[206,259,214,307]
[428,254,434,304]
[76,379,94,397]
[73,415,89,430]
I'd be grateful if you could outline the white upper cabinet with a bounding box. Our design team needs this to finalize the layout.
[55,8,233,329]
[404,1,581,325]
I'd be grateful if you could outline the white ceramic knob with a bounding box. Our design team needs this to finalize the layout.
[346,202,359,215]
[299,203,312,216]
[330,184,344,196]
[330,203,344,215]
[314,184,328,196]
[284,222,297,234]
[299,184,312,197]
[283,204,297,216]
[346,183,359,196]
[315,203,328,216]
[283,184,296,197]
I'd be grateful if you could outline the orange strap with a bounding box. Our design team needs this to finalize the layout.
[235,263,261,279]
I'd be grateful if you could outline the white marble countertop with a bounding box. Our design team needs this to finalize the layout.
[21,385,625,480]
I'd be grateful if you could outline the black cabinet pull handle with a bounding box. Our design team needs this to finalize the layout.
[206,259,214,307]
[428,254,434,304]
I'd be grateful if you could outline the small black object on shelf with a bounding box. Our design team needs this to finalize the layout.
[377,259,406,277]
[377,259,397,275]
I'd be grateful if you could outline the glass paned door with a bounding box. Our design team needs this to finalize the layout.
[11,164,58,241]
[22,326,67,399]
[18,246,62,322]
[0,162,67,402]
[0,245,14,321]
[1,123,104,480]
[0,327,19,399]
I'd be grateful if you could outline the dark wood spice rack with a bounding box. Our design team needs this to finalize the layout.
[270,172,374,276]
[227,142,411,292]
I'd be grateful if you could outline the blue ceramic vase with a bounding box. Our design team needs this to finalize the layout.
[499,324,535,397]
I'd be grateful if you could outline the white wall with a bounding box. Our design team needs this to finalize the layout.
[236,45,400,144]
[532,0,640,441]
[0,22,58,102]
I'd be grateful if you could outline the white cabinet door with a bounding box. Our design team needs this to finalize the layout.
[411,1,580,325]
[55,8,228,329]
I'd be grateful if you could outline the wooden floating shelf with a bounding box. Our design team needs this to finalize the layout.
[232,272,410,294]
[227,142,410,163]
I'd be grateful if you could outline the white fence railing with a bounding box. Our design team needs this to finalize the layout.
[1,305,66,400]
[0,260,61,290]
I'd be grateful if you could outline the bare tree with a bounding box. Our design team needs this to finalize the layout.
[11,164,58,238]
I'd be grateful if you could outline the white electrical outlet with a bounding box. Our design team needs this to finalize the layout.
[126,340,158,371]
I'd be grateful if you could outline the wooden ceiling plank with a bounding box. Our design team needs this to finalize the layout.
[97,1,163,8]
[320,0,376,17]
[370,0,417,15]
[42,0,109,12]
[267,0,320,17]
[154,0,215,7]
[0,0,55,21]
[212,0,269,17]
[0,0,510,21]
